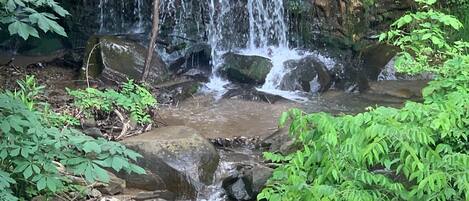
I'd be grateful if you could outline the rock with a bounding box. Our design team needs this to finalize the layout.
[280,55,333,93]
[134,190,176,201]
[118,126,220,199]
[87,188,103,198]
[262,128,290,152]
[222,176,253,201]
[32,196,66,201]
[169,43,212,81]
[220,53,273,84]
[154,79,202,105]
[360,44,399,82]
[83,127,104,138]
[222,85,287,103]
[248,165,274,194]
[82,35,169,85]
[221,164,273,200]
[96,172,126,195]
[366,80,428,100]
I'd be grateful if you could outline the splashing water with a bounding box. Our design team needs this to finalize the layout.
[202,0,231,98]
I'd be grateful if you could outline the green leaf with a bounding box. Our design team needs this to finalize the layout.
[23,165,33,179]
[82,141,101,153]
[1,120,10,133]
[37,177,46,191]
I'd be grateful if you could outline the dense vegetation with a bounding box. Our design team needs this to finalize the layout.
[0,76,149,200]
[259,0,469,200]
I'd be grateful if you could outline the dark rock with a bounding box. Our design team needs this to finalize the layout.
[154,79,202,105]
[82,35,169,85]
[118,126,220,200]
[280,55,333,93]
[262,128,290,152]
[360,44,399,81]
[221,164,273,200]
[247,165,274,194]
[96,172,126,195]
[222,85,287,103]
[134,190,176,201]
[222,176,253,201]
[82,127,104,138]
[81,118,97,128]
[169,43,212,81]
[220,53,272,85]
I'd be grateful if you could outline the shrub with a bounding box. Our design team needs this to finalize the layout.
[259,0,469,200]
[0,76,145,200]
[67,80,157,125]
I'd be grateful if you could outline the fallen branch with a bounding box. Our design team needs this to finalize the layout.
[114,109,131,140]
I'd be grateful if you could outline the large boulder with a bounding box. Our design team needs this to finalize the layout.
[82,35,169,85]
[118,126,220,200]
[280,55,333,93]
[220,53,273,84]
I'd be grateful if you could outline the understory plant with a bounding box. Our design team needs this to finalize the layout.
[67,80,157,125]
[259,0,469,200]
[0,76,145,200]
[0,0,69,39]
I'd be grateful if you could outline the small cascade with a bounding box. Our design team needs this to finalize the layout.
[98,0,148,34]
[203,0,231,97]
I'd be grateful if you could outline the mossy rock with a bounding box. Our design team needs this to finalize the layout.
[81,35,169,85]
[220,52,273,84]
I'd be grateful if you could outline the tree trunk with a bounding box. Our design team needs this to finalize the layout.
[141,0,161,82]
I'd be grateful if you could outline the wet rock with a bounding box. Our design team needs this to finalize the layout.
[96,172,126,195]
[262,128,289,152]
[361,44,399,82]
[134,190,176,201]
[280,55,333,93]
[366,80,428,100]
[248,165,274,194]
[169,43,212,81]
[224,177,253,201]
[154,79,202,105]
[220,53,273,84]
[82,35,169,85]
[222,85,287,103]
[119,126,220,199]
[221,164,273,200]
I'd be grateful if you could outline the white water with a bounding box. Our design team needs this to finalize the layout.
[202,0,231,98]
[97,0,338,101]
[98,0,147,34]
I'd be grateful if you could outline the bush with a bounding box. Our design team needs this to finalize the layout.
[0,76,145,200]
[67,80,157,125]
[259,0,469,200]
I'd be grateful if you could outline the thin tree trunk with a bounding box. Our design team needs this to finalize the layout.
[141,0,160,82]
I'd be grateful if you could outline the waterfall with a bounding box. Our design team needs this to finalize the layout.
[247,0,287,49]
[203,0,231,97]
[98,0,147,34]
[96,0,336,101]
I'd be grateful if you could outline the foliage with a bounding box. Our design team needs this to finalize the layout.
[259,0,469,200]
[0,76,145,200]
[379,0,469,75]
[68,80,157,125]
[0,0,69,40]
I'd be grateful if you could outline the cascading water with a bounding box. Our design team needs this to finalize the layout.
[98,0,147,34]
[96,0,337,102]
